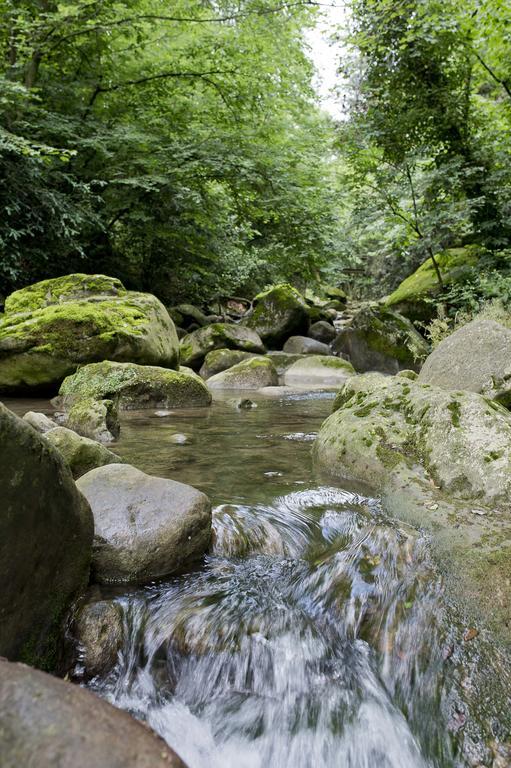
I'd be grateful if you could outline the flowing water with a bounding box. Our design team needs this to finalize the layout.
[7,393,511,767]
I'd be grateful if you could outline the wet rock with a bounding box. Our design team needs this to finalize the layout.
[0,403,93,670]
[73,599,124,678]
[44,426,123,479]
[0,659,186,767]
[331,305,429,373]
[207,357,278,390]
[199,348,256,379]
[283,336,331,355]
[180,323,265,369]
[0,273,179,394]
[66,397,120,443]
[169,433,191,444]
[243,283,309,348]
[308,320,336,344]
[22,410,56,433]
[77,463,212,584]
[264,351,307,378]
[236,398,257,409]
[283,356,355,387]
[55,361,211,410]
[418,319,511,406]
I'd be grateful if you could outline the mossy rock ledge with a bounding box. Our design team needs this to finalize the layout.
[243,283,310,348]
[207,356,278,390]
[180,322,265,369]
[55,360,212,410]
[0,273,180,395]
[313,373,511,644]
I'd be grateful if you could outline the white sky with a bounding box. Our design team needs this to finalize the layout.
[306,4,349,118]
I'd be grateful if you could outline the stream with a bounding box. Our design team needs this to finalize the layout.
[7,392,511,767]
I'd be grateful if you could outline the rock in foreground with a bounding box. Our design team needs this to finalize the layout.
[56,361,211,410]
[418,319,511,405]
[0,273,180,394]
[45,426,123,479]
[207,357,278,390]
[77,463,212,584]
[0,659,186,768]
[0,404,93,669]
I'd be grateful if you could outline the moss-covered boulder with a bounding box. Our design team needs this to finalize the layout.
[308,320,336,344]
[385,246,482,321]
[199,348,256,379]
[207,357,278,390]
[283,356,355,387]
[66,397,120,443]
[77,463,212,584]
[180,323,265,369]
[174,303,209,328]
[56,361,211,410]
[264,351,307,378]
[313,374,511,642]
[0,403,93,670]
[418,319,511,406]
[244,283,309,348]
[331,305,429,373]
[0,274,180,394]
[44,427,123,479]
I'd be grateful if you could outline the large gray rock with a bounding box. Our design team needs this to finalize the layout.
[264,351,307,378]
[199,348,256,379]
[0,403,93,670]
[0,659,186,768]
[244,283,309,348]
[66,397,120,442]
[77,464,212,584]
[45,426,123,479]
[313,374,511,641]
[22,410,56,433]
[180,323,265,369]
[207,357,278,390]
[308,320,336,344]
[332,305,429,373]
[418,319,511,406]
[56,361,211,410]
[283,336,331,355]
[283,356,355,388]
[0,273,180,394]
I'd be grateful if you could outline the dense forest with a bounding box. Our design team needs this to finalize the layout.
[1,0,511,314]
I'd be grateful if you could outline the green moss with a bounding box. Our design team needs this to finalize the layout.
[5,273,126,315]
[375,442,405,470]
[447,399,461,427]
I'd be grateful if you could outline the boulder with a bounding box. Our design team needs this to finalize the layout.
[199,348,256,379]
[322,285,348,304]
[76,463,212,584]
[283,356,355,388]
[66,397,120,442]
[313,374,511,641]
[243,283,309,348]
[0,273,179,394]
[0,404,93,670]
[180,323,265,369]
[73,598,124,678]
[418,319,511,406]
[56,361,211,410]
[331,305,429,373]
[385,246,482,321]
[207,357,278,390]
[283,336,331,356]
[174,303,209,328]
[308,320,336,344]
[45,427,123,479]
[22,410,56,434]
[0,659,186,767]
[264,351,307,378]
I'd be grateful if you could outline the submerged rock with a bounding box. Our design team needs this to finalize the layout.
[0,273,180,394]
[180,323,265,369]
[308,320,336,344]
[77,463,212,584]
[22,410,56,433]
[283,336,331,355]
[73,598,124,678]
[56,360,211,410]
[332,305,429,373]
[199,348,256,379]
[207,357,278,390]
[418,319,511,406]
[66,397,120,442]
[283,356,355,387]
[313,374,511,641]
[0,659,186,767]
[44,426,123,479]
[0,403,93,670]
[243,283,309,347]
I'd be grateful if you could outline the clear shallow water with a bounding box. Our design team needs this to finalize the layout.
[6,392,511,767]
